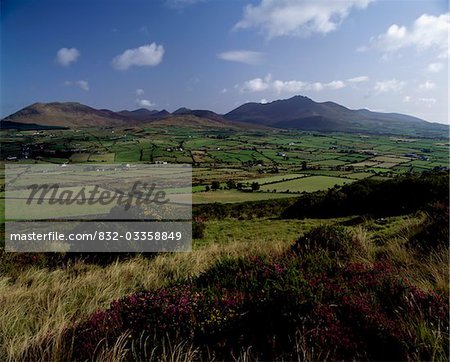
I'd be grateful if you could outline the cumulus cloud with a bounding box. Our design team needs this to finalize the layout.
[217,50,264,64]
[135,88,145,96]
[235,0,373,38]
[347,75,369,83]
[56,48,80,67]
[419,80,436,90]
[368,13,449,57]
[76,80,89,91]
[136,99,155,108]
[373,79,405,94]
[112,43,164,70]
[239,74,346,93]
[64,80,89,91]
[325,80,346,90]
[260,98,268,104]
[272,79,307,93]
[403,95,411,103]
[427,62,444,73]
[241,76,271,92]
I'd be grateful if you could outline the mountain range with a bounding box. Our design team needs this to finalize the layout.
[1,95,448,136]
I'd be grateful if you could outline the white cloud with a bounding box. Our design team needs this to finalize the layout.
[112,43,164,70]
[419,97,437,107]
[63,80,89,91]
[235,0,373,38]
[136,99,155,108]
[272,79,307,93]
[76,80,89,91]
[419,80,436,90]
[241,76,271,92]
[217,50,264,64]
[325,80,346,90]
[260,98,268,104]
[239,74,346,93]
[135,88,145,96]
[56,48,80,67]
[221,88,228,94]
[369,13,449,56]
[373,79,405,94]
[427,62,444,73]
[347,76,369,83]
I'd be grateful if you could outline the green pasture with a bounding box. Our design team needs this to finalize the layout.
[260,175,354,193]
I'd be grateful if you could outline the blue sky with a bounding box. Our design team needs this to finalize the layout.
[1,0,448,123]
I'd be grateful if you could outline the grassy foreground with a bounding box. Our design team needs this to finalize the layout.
[0,210,448,361]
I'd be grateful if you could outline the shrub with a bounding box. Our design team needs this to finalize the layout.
[291,225,354,261]
[408,202,449,253]
[192,216,206,239]
[63,251,449,361]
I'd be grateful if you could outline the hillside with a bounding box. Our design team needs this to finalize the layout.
[224,95,448,136]
[1,102,265,131]
[147,114,269,130]
[2,97,448,136]
[117,108,159,120]
[1,102,130,128]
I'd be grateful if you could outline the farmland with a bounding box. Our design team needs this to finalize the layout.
[0,125,448,361]
[1,126,448,204]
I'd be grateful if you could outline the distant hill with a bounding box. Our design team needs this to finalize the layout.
[1,102,258,130]
[173,108,226,122]
[117,108,158,121]
[2,97,448,136]
[149,114,264,130]
[2,102,129,127]
[224,95,448,136]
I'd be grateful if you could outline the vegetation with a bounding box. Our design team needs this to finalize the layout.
[1,206,447,361]
[283,171,449,218]
[0,123,448,361]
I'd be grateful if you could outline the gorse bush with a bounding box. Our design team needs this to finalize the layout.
[63,229,449,361]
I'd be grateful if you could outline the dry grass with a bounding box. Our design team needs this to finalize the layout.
[0,236,293,361]
[0,213,447,361]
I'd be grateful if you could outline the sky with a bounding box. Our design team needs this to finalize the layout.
[1,0,448,124]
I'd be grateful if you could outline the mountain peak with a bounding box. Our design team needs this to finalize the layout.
[173,107,191,115]
[224,94,446,136]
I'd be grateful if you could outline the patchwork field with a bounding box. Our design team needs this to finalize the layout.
[1,126,448,204]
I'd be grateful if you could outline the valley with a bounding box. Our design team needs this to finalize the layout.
[1,124,448,205]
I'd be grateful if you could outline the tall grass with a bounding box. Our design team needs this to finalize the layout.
[0,232,295,361]
[1,213,447,361]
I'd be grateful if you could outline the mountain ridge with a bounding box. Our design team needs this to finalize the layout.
[223,95,447,136]
[2,96,448,136]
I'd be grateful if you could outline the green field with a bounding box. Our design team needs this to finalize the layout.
[260,175,354,193]
[192,190,296,203]
[1,127,448,204]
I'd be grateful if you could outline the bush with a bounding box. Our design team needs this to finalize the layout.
[192,216,206,239]
[408,202,449,253]
[63,251,449,361]
[283,172,449,219]
[292,225,354,261]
